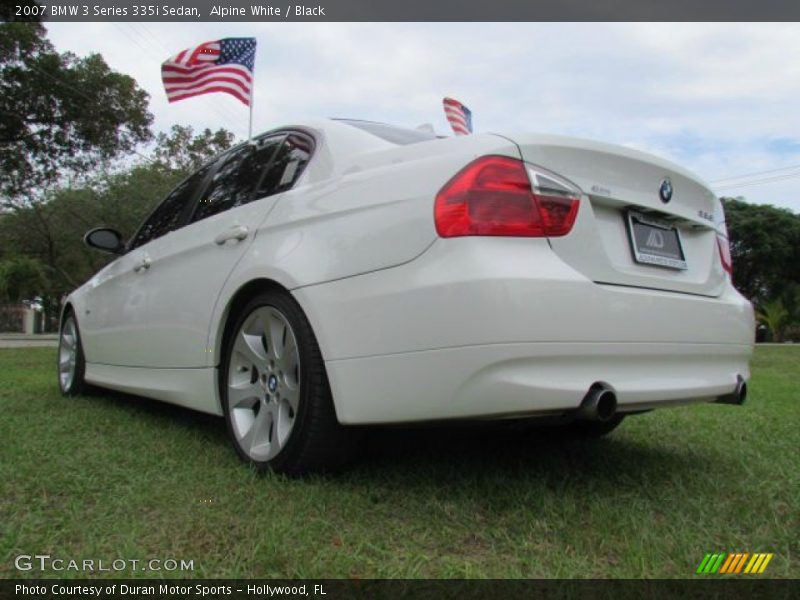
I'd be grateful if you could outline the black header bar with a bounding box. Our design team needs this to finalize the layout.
[4,0,800,22]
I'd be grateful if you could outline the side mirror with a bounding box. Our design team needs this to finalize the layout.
[84,227,125,255]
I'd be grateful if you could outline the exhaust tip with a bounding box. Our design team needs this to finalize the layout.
[595,390,618,421]
[576,384,618,422]
[715,375,747,406]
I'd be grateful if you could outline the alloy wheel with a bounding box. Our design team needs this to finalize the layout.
[227,306,301,461]
[59,317,78,392]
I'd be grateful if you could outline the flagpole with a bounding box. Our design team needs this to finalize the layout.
[248,85,254,142]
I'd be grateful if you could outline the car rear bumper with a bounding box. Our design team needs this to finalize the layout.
[325,341,751,423]
[294,237,755,424]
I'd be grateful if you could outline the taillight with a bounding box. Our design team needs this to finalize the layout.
[434,155,580,238]
[715,199,733,275]
[717,235,732,274]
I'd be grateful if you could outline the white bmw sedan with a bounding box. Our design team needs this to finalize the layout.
[58,119,754,473]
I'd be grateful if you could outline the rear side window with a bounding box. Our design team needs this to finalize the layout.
[129,164,212,250]
[257,134,313,197]
[192,136,282,223]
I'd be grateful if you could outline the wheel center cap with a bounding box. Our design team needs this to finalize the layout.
[267,374,278,392]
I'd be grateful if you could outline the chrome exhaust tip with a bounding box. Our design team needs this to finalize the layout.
[715,375,747,406]
[576,384,618,422]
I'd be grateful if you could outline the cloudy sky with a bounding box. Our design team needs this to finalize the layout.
[46,22,800,211]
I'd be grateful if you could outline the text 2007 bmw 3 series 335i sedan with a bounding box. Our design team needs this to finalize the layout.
[58,119,754,474]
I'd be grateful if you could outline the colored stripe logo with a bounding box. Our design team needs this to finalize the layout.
[696,552,773,574]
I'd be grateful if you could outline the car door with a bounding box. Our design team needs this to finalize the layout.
[80,164,214,366]
[124,132,313,369]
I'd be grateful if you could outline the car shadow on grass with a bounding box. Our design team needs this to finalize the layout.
[78,389,715,496]
[80,387,228,443]
[348,420,716,500]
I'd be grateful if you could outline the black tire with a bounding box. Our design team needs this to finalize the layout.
[57,311,88,396]
[220,289,359,475]
[564,414,625,438]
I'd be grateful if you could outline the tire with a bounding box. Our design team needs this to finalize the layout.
[220,289,358,475]
[564,414,625,438]
[57,311,88,395]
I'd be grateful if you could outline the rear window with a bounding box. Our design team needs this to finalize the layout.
[339,120,438,145]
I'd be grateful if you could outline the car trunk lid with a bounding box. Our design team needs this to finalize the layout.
[499,133,726,297]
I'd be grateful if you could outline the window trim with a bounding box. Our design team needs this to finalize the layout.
[185,132,286,225]
[184,129,316,225]
[262,130,316,196]
[127,128,316,250]
[126,161,217,252]
[247,129,315,200]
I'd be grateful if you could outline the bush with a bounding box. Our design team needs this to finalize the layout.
[781,324,800,343]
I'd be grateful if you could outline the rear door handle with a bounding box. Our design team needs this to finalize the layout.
[214,225,249,245]
[133,256,151,272]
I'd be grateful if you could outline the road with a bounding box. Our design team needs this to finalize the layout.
[0,334,58,348]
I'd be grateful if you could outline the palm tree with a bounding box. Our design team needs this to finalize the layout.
[756,300,789,342]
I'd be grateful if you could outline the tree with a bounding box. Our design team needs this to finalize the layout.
[0,126,236,329]
[0,255,47,303]
[721,197,800,304]
[152,124,236,172]
[756,300,789,343]
[0,22,153,203]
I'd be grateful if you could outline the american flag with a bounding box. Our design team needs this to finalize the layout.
[161,38,256,106]
[443,97,473,136]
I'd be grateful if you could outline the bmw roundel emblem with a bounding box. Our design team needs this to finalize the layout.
[659,178,673,203]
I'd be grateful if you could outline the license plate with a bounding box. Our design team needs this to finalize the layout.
[626,210,687,270]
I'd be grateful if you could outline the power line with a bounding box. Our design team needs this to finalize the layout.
[24,59,156,165]
[23,39,247,177]
[128,23,243,131]
[113,23,244,137]
[710,163,800,184]
[714,171,800,191]
[126,23,249,139]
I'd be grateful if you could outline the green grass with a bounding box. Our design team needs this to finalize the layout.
[1,347,797,579]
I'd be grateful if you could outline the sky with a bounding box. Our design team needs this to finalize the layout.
[46,22,800,212]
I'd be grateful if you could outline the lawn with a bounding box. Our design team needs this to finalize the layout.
[0,346,797,579]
